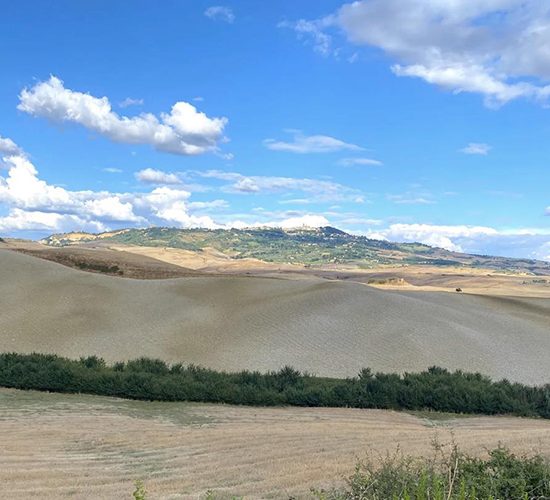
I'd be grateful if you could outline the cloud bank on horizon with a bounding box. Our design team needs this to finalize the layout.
[1,1,549,261]
[0,133,548,260]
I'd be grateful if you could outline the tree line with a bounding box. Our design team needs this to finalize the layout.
[0,353,549,418]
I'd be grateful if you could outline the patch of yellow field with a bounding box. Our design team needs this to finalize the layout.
[110,244,301,273]
[2,388,550,499]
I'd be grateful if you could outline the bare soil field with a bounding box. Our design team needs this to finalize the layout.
[2,240,201,279]
[1,249,550,384]
[108,243,300,274]
[1,388,550,499]
[5,240,550,297]
[105,244,550,297]
[338,265,550,298]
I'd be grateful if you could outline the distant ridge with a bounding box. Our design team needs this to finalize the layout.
[41,226,550,274]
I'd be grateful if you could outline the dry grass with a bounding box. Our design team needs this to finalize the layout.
[1,388,550,499]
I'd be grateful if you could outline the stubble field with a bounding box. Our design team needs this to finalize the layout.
[2,388,550,499]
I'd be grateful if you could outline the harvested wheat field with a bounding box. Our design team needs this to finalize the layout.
[1,388,550,499]
[1,249,550,384]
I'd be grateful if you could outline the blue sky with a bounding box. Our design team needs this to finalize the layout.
[1,0,549,259]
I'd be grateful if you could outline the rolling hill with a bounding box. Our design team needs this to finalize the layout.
[41,226,550,274]
[1,249,549,384]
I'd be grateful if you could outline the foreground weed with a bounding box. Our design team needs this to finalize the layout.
[133,480,146,500]
[312,443,550,499]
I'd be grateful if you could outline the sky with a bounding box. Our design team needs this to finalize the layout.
[1,0,549,260]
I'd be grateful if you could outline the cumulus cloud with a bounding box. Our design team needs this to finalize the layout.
[0,208,108,233]
[0,137,222,233]
[135,168,181,185]
[367,224,498,252]
[460,143,491,155]
[0,153,143,224]
[0,136,344,235]
[18,76,228,155]
[204,6,235,23]
[289,1,550,106]
[264,131,363,153]
[366,223,550,260]
[0,136,24,157]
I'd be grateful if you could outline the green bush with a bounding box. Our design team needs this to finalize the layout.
[0,353,549,419]
[313,445,550,499]
[132,445,550,499]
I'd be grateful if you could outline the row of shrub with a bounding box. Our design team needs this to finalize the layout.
[1,353,549,418]
[74,260,123,275]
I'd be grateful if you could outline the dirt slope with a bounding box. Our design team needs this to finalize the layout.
[4,240,200,279]
[1,249,549,384]
[2,388,550,499]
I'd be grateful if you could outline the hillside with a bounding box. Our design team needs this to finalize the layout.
[1,249,549,384]
[41,226,550,274]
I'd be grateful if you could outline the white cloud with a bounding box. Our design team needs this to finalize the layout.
[0,154,143,224]
[366,223,550,260]
[334,216,383,226]
[102,167,123,174]
[0,137,224,232]
[339,157,383,166]
[204,6,235,23]
[264,131,363,153]
[135,168,181,185]
[141,186,219,228]
[18,76,228,156]
[82,196,138,222]
[368,223,499,252]
[264,214,329,229]
[387,194,435,205]
[188,199,229,211]
[0,155,75,210]
[196,169,364,202]
[278,19,335,56]
[231,214,330,230]
[0,136,343,235]
[460,143,491,155]
[119,97,143,108]
[0,136,24,157]
[536,242,550,261]
[0,208,108,233]
[291,1,550,106]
